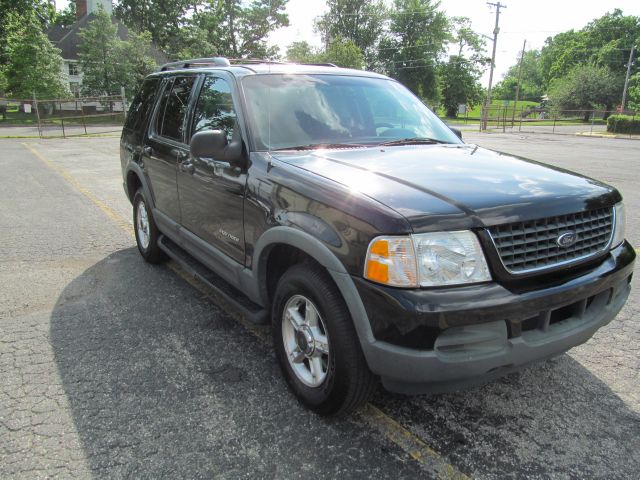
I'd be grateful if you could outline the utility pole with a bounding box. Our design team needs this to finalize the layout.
[621,45,635,112]
[512,39,526,126]
[482,1,506,131]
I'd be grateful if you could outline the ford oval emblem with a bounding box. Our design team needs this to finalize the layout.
[556,232,578,248]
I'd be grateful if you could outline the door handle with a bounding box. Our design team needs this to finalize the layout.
[142,146,153,156]
[180,162,195,174]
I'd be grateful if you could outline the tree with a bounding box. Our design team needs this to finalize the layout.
[323,38,365,69]
[78,9,125,96]
[286,41,320,64]
[540,10,639,89]
[114,0,194,51]
[548,64,620,121]
[379,0,449,103]
[181,0,289,60]
[440,58,484,117]
[315,0,386,67]
[628,72,640,111]
[440,17,487,117]
[79,9,157,97]
[285,38,364,69]
[120,30,158,96]
[3,11,69,99]
[53,2,77,27]
[492,49,545,102]
[0,0,55,67]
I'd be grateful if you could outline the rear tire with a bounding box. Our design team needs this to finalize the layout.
[272,263,376,415]
[133,189,166,264]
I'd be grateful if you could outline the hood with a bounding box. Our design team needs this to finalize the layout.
[272,144,620,232]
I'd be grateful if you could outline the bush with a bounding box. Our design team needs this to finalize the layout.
[607,114,640,134]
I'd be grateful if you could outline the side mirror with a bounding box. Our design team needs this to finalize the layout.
[190,130,244,167]
[450,127,462,140]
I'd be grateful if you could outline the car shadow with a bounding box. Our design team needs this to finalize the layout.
[50,247,425,479]
[51,247,639,479]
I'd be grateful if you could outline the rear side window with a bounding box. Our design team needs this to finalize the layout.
[191,76,237,141]
[124,77,160,134]
[156,76,196,142]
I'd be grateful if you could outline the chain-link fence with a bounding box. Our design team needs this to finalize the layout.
[474,105,638,138]
[0,93,127,138]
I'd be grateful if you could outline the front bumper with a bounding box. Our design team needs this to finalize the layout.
[354,241,635,394]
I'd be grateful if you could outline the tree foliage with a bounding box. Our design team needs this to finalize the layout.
[3,11,69,99]
[189,0,289,59]
[53,2,76,27]
[315,0,386,67]
[0,0,55,66]
[494,9,638,114]
[378,0,449,103]
[286,41,319,64]
[440,17,487,117]
[492,50,545,102]
[540,10,639,89]
[548,64,620,120]
[114,0,194,51]
[285,38,364,69]
[79,9,156,97]
[628,72,640,111]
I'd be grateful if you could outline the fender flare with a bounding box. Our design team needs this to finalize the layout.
[125,164,154,208]
[247,226,376,346]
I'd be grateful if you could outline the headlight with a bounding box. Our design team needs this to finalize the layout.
[364,231,491,288]
[612,202,626,247]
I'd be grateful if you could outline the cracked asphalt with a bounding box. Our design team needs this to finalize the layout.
[1,132,638,479]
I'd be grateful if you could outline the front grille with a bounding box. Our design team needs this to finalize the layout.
[488,207,614,274]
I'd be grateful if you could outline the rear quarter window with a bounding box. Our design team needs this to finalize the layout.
[124,78,161,135]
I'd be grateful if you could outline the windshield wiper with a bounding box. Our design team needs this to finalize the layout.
[273,142,369,151]
[377,137,451,146]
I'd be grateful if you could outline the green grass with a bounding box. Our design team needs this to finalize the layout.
[436,99,539,119]
[1,111,124,126]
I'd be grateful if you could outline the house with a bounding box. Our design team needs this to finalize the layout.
[47,0,165,96]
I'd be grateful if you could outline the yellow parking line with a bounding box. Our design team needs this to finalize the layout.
[359,404,470,479]
[23,141,468,478]
[21,142,133,235]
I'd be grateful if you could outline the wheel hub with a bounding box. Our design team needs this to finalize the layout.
[295,326,315,356]
[281,294,330,388]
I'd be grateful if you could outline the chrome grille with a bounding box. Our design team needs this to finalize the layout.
[488,208,614,274]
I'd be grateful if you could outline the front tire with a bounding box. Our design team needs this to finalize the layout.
[272,263,376,415]
[133,189,166,264]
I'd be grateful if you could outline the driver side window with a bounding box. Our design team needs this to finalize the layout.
[191,76,237,141]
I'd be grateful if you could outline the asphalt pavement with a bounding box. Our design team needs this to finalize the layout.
[1,132,639,479]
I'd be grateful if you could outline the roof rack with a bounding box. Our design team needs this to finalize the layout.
[227,58,287,65]
[302,63,338,67]
[159,57,340,72]
[160,57,230,71]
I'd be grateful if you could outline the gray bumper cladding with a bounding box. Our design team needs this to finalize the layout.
[367,275,632,395]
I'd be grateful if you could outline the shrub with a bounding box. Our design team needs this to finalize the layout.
[607,114,640,134]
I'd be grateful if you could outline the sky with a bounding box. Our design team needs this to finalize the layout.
[58,0,640,84]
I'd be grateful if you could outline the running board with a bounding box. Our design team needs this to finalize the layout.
[158,235,269,325]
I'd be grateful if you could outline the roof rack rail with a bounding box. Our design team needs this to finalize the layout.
[302,63,338,67]
[160,57,230,71]
[227,58,287,65]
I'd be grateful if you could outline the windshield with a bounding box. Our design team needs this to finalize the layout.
[241,74,461,150]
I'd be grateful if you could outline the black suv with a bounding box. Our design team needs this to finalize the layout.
[120,58,635,415]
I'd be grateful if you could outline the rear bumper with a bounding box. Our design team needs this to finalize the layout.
[355,241,635,394]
